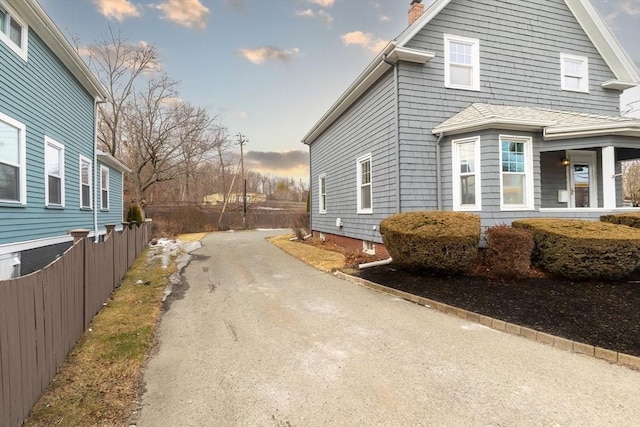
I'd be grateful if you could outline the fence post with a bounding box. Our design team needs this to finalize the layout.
[69,229,90,328]
[105,224,116,235]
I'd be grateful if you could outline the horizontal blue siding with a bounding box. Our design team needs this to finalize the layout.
[0,26,97,246]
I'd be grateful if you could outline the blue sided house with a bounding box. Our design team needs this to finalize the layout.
[303,0,640,256]
[0,0,130,279]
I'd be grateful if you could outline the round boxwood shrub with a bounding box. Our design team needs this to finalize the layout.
[379,211,480,274]
[513,218,640,280]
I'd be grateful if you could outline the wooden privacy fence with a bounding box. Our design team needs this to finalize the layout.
[0,221,151,427]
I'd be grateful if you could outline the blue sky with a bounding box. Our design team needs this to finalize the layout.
[38,0,640,180]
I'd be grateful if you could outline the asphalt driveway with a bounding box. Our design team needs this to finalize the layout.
[136,230,640,426]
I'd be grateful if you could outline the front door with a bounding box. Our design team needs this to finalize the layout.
[567,150,597,208]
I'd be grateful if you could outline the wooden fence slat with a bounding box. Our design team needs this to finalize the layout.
[0,280,11,427]
[8,280,22,426]
[33,270,47,395]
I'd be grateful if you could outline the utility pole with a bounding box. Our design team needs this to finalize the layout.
[237,133,248,230]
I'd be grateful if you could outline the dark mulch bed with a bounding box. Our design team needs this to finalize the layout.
[356,265,640,357]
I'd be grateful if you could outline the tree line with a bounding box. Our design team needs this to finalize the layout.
[81,27,307,215]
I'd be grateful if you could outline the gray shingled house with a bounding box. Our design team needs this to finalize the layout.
[302,0,640,255]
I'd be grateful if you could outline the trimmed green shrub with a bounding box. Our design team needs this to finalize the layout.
[484,224,534,278]
[512,218,640,280]
[600,212,640,229]
[126,204,143,225]
[380,211,480,274]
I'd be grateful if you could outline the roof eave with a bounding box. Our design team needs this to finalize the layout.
[544,123,640,140]
[432,118,551,136]
[97,150,131,173]
[20,0,108,99]
[564,0,640,83]
[601,80,638,91]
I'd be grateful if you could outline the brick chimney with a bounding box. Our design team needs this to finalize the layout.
[408,0,424,26]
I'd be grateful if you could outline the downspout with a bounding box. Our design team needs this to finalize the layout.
[383,54,401,214]
[93,98,105,242]
[436,132,444,210]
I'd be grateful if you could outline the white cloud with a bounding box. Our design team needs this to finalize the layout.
[238,46,300,64]
[94,0,141,21]
[341,31,387,53]
[378,14,390,22]
[605,0,640,24]
[308,0,335,7]
[296,8,333,26]
[154,0,209,29]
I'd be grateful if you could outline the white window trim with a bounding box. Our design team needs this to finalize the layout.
[0,111,26,205]
[0,1,28,61]
[318,173,326,214]
[452,136,482,211]
[44,136,65,207]
[362,240,375,255]
[499,135,534,211]
[560,53,589,93]
[444,33,480,91]
[356,153,373,214]
[100,165,109,210]
[79,155,92,209]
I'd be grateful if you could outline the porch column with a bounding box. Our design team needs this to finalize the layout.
[602,146,616,209]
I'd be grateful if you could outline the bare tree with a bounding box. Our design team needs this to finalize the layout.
[122,75,210,214]
[87,26,159,157]
[622,160,640,206]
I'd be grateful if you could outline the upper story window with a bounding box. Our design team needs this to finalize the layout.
[79,156,92,209]
[318,174,326,214]
[0,112,26,204]
[357,154,372,214]
[444,34,480,91]
[0,2,28,61]
[500,135,534,210]
[45,137,65,207]
[452,136,481,211]
[561,53,588,93]
[100,166,109,210]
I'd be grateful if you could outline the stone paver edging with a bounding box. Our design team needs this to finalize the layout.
[334,271,640,370]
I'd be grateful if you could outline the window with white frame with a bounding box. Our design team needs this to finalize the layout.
[363,240,375,255]
[444,34,480,91]
[100,166,109,210]
[79,156,92,209]
[45,137,64,206]
[560,53,588,93]
[452,136,481,210]
[500,135,534,210]
[0,2,28,60]
[0,112,26,204]
[357,154,372,214]
[318,174,326,213]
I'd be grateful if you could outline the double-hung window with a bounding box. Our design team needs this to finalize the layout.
[318,174,326,214]
[0,112,26,204]
[452,136,481,211]
[45,137,64,207]
[357,154,372,214]
[560,53,588,93]
[0,2,28,60]
[444,34,480,91]
[100,166,109,210]
[79,156,92,209]
[500,135,534,210]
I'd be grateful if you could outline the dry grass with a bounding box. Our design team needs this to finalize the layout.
[178,232,208,243]
[24,247,178,427]
[268,234,345,272]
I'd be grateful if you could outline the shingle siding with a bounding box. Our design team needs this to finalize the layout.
[310,72,396,243]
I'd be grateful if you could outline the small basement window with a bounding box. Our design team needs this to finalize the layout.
[363,240,375,255]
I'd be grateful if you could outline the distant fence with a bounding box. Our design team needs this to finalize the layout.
[0,222,151,427]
